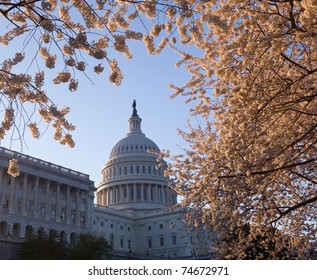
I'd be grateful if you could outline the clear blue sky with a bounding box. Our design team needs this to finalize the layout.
[0,38,194,185]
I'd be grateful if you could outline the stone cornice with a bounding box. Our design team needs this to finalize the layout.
[0,147,94,188]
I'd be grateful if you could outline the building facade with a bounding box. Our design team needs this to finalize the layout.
[0,102,211,259]
[0,146,95,259]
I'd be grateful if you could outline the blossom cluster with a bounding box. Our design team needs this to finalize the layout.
[7,158,20,177]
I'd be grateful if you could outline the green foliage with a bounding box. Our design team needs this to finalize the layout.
[19,232,112,260]
[69,233,112,260]
[19,232,68,260]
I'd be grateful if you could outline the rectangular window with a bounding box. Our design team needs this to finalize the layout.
[160,237,164,247]
[172,236,177,245]
[148,239,152,248]
[120,239,124,248]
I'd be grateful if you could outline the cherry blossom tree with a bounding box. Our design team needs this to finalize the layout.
[163,0,317,259]
[1,0,317,258]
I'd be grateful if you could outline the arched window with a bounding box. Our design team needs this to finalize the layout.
[12,223,20,238]
[60,231,67,242]
[25,225,33,239]
[0,221,8,236]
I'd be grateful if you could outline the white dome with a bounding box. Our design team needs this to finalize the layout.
[109,100,160,159]
[109,133,160,159]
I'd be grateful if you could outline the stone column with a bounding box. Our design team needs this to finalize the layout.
[45,180,50,220]
[144,184,148,201]
[112,187,115,204]
[56,183,61,222]
[107,188,111,204]
[134,184,137,202]
[119,185,124,203]
[141,184,144,202]
[99,190,103,205]
[76,189,80,226]
[8,176,16,214]
[98,189,101,205]
[160,185,163,203]
[66,185,71,225]
[21,173,28,216]
[165,187,168,204]
[101,189,105,206]
[166,188,169,204]
[98,190,102,205]
[33,176,39,218]
[126,185,128,202]
[85,190,91,228]
[155,185,158,202]
[113,187,116,203]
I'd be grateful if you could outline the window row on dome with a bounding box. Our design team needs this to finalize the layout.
[105,164,164,180]
[112,144,158,155]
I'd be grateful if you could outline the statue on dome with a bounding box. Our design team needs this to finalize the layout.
[132,99,138,117]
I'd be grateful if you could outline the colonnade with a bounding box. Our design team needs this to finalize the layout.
[0,168,91,227]
[97,183,177,206]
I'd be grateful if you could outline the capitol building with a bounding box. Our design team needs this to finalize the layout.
[0,101,211,259]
